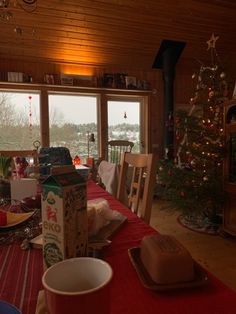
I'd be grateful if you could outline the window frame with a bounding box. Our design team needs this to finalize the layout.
[0,83,151,159]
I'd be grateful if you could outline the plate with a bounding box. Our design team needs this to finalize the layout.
[0,210,35,229]
[0,301,21,314]
[128,247,209,291]
[30,214,127,250]
[89,214,127,242]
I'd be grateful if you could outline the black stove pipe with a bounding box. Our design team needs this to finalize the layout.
[152,40,186,160]
[162,48,175,160]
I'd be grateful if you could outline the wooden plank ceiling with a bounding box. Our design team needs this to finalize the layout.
[0,0,236,70]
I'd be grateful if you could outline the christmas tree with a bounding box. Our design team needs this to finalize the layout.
[157,34,229,228]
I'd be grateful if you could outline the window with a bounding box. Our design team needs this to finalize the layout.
[0,91,40,150]
[0,86,150,161]
[48,93,98,162]
[107,98,145,153]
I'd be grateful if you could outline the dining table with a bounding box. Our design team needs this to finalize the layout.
[0,180,236,314]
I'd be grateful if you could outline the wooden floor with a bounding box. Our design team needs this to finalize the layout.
[150,199,236,292]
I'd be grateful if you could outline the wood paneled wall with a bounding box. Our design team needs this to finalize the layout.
[0,57,235,158]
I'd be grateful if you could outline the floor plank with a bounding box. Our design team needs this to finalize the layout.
[150,199,236,292]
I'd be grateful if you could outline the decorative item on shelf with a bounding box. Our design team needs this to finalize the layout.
[7,72,24,82]
[60,74,74,86]
[114,73,127,89]
[103,73,115,88]
[125,76,137,89]
[60,73,97,87]
[44,74,55,85]
[86,132,95,166]
[73,74,97,87]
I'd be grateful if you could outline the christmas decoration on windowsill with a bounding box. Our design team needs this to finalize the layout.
[156,34,229,234]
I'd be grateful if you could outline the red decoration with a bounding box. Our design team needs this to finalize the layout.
[73,155,81,165]
[168,169,173,176]
[14,156,28,178]
[180,191,186,197]
[28,95,33,138]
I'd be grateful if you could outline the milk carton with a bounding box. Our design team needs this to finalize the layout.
[42,168,87,269]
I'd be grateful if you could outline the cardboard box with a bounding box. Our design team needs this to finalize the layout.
[42,169,87,269]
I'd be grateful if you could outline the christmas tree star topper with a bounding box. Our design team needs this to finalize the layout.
[206,33,219,50]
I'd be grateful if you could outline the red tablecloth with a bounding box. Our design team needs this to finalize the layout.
[0,180,236,314]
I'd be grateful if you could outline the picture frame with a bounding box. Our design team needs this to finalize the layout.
[44,74,55,85]
[114,73,127,89]
[60,74,74,86]
[125,76,137,89]
[103,73,115,88]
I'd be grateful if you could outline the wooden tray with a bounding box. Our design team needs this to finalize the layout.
[30,214,127,249]
[128,247,209,291]
[89,214,127,241]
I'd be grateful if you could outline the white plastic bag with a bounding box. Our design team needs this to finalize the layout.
[87,198,123,236]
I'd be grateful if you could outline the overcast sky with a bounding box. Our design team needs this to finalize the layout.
[6,92,139,125]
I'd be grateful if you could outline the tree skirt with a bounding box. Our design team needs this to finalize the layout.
[177,214,222,235]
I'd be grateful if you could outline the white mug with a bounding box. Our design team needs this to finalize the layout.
[42,257,113,314]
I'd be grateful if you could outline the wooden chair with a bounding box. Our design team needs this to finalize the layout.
[107,140,134,164]
[116,152,157,224]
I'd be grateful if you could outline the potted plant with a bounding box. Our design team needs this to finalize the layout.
[0,156,12,199]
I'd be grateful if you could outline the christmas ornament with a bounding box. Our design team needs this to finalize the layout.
[28,95,32,138]
[220,72,226,79]
[168,169,173,176]
[209,91,214,98]
[190,159,196,167]
[206,33,219,50]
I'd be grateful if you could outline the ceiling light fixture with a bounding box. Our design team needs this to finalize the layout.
[0,0,37,22]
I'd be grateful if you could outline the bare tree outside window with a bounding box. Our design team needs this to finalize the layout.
[0,92,40,150]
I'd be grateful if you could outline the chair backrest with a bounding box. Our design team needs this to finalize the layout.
[116,152,157,224]
[107,140,134,164]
